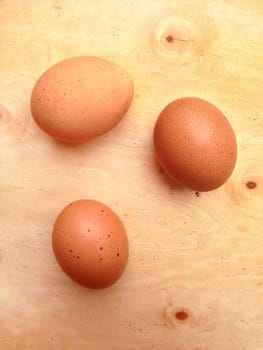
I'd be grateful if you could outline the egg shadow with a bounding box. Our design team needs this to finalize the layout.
[151,152,188,192]
[50,133,107,155]
[52,137,88,149]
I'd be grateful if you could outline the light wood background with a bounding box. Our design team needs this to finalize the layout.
[1,1,262,349]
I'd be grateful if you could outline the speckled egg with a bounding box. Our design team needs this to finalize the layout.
[52,199,129,289]
[31,56,134,143]
[153,97,237,191]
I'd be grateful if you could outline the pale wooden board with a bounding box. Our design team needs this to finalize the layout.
[0,0,263,349]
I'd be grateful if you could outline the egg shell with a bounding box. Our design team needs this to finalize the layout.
[153,97,237,191]
[31,56,134,143]
[52,200,129,289]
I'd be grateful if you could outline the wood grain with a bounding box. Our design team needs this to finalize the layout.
[0,0,262,349]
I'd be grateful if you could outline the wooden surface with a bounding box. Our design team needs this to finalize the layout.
[1,1,263,349]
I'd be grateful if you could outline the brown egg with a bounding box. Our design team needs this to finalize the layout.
[52,200,129,289]
[31,56,134,143]
[153,97,237,191]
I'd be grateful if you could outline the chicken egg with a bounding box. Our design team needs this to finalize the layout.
[153,97,237,191]
[52,199,129,289]
[31,56,134,143]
